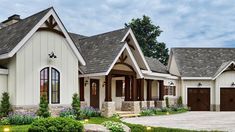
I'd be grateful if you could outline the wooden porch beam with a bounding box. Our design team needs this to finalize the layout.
[147,79,153,101]
[105,74,112,101]
[79,77,85,101]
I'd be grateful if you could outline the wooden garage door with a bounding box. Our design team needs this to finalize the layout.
[220,88,235,111]
[188,88,210,111]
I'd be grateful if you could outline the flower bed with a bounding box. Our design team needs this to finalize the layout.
[140,106,188,116]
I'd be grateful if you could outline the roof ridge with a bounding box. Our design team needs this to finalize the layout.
[0,7,52,31]
[79,27,129,40]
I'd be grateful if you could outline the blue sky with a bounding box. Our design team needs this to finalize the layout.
[0,0,235,48]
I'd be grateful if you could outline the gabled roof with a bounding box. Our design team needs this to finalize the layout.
[171,48,235,77]
[71,28,129,74]
[145,57,168,74]
[213,61,235,79]
[0,7,51,55]
[0,7,86,65]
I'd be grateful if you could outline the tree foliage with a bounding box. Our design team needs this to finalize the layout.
[0,92,12,117]
[72,93,80,119]
[37,95,50,118]
[125,15,169,65]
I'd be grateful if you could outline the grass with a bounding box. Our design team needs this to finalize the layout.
[87,117,204,132]
[0,125,30,132]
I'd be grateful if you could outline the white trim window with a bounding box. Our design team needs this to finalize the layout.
[40,67,60,104]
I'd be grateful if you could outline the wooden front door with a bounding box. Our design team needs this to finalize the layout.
[90,79,99,109]
[187,88,210,111]
[220,88,235,111]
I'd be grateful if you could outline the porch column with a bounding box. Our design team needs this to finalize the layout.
[125,75,131,101]
[158,80,164,100]
[79,77,85,101]
[147,79,153,101]
[105,74,112,101]
[137,79,144,101]
[131,75,137,101]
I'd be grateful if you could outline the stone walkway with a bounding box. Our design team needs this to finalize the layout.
[122,112,235,132]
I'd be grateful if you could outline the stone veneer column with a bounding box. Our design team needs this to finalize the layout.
[156,100,166,108]
[101,102,115,117]
[121,101,140,114]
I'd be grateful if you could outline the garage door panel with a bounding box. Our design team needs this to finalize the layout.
[220,88,235,111]
[188,88,210,111]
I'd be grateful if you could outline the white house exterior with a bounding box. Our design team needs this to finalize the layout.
[0,7,85,113]
[1,7,235,117]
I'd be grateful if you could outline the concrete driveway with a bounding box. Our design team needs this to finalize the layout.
[122,112,235,132]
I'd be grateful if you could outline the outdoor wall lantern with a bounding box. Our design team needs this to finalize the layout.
[169,81,174,86]
[48,51,57,59]
[231,82,235,87]
[198,82,202,87]
[84,80,88,86]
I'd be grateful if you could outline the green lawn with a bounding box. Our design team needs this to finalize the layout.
[0,125,30,132]
[0,116,214,132]
[87,117,204,132]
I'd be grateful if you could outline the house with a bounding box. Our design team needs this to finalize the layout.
[0,7,233,117]
[71,28,178,116]
[168,48,235,111]
[0,7,85,113]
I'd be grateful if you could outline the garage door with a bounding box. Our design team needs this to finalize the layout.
[220,88,235,111]
[187,88,210,111]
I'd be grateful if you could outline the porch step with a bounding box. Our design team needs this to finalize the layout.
[116,111,140,118]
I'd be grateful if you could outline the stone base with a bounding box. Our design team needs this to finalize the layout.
[50,105,70,116]
[80,101,87,109]
[164,96,178,106]
[12,105,70,117]
[101,102,115,117]
[121,101,140,114]
[140,101,147,109]
[13,105,38,114]
[147,101,155,108]
[156,101,166,108]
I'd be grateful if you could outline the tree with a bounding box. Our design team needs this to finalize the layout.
[72,93,80,119]
[37,95,50,118]
[125,15,169,65]
[0,92,12,117]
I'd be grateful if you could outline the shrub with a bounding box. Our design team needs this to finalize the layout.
[177,96,183,107]
[160,107,169,112]
[125,123,145,132]
[72,93,80,119]
[140,108,155,116]
[28,117,83,132]
[59,108,75,119]
[102,121,125,132]
[0,92,12,117]
[165,97,169,108]
[7,112,36,125]
[80,107,101,119]
[37,95,50,118]
[0,118,9,125]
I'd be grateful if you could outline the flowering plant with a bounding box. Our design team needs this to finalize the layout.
[102,121,125,132]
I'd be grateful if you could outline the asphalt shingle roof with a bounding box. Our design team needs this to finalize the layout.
[71,28,129,74]
[145,57,168,73]
[172,48,235,77]
[0,7,51,55]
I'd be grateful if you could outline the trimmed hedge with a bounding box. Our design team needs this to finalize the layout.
[28,117,83,132]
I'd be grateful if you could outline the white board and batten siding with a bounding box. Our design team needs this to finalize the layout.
[10,31,79,106]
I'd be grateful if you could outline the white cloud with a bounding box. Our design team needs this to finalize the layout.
[0,0,235,48]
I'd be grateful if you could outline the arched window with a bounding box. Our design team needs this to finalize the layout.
[40,67,49,102]
[40,67,60,104]
[51,68,60,104]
